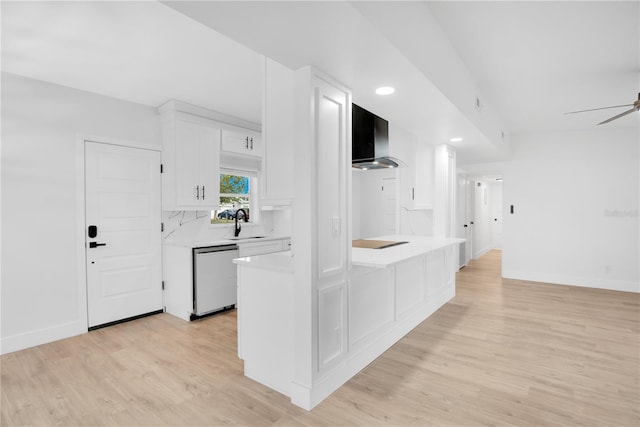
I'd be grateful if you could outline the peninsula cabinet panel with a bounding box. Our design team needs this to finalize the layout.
[318,282,347,371]
[395,256,427,317]
[349,268,394,346]
[426,248,446,296]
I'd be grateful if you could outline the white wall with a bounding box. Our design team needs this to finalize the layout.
[503,127,639,292]
[351,168,396,239]
[1,73,162,353]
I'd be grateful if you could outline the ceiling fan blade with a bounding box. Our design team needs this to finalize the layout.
[564,104,633,115]
[597,108,637,125]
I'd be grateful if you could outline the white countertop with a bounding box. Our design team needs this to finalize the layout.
[233,250,294,273]
[231,235,464,273]
[351,235,465,268]
[164,235,290,248]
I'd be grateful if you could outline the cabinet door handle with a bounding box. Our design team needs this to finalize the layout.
[202,186,205,200]
[196,185,200,200]
[250,137,254,150]
[245,136,249,149]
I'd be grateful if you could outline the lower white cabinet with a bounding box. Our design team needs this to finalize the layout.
[349,267,394,347]
[237,240,460,410]
[395,256,427,317]
[163,245,194,321]
[237,258,293,396]
[238,238,290,257]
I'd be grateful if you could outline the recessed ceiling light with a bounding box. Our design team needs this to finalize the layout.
[450,137,463,142]
[375,87,395,95]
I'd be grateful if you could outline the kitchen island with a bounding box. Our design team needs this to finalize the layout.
[234,235,463,409]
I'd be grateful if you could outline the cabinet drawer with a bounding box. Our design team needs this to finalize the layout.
[239,239,285,257]
[221,129,263,158]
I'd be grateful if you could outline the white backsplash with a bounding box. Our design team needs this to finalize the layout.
[399,208,434,236]
[162,206,292,244]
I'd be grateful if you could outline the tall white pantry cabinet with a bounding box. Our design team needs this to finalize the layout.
[292,67,352,409]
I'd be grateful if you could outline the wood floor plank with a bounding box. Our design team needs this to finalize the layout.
[2,250,638,426]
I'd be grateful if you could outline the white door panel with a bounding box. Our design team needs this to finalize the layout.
[85,141,162,328]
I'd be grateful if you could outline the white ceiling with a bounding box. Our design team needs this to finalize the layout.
[427,0,640,134]
[1,1,264,124]
[2,1,638,168]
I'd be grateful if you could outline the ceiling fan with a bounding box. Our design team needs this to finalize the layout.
[564,92,640,125]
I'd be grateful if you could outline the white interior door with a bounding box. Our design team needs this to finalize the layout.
[456,173,468,268]
[466,180,476,261]
[85,141,162,328]
[490,181,504,249]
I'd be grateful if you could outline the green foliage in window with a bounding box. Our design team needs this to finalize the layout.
[220,174,249,205]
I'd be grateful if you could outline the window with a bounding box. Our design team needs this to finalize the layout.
[211,171,257,224]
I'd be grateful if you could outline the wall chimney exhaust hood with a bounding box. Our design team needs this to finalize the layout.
[352,103,400,170]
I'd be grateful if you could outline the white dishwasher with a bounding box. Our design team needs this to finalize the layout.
[192,244,239,319]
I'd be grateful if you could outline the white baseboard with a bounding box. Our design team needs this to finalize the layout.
[1,319,87,355]
[473,245,494,259]
[502,270,639,293]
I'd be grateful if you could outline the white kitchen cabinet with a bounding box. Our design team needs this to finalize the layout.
[161,117,220,210]
[163,244,194,321]
[236,254,293,395]
[414,142,434,209]
[237,234,460,410]
[238,237,291,257]
[221,128,263,158]
[261,57,294,205]
[395,255,427,317]
[389,125,434,211]
[349,267,394,347]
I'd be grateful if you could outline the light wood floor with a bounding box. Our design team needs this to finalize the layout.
[2,250,639,426]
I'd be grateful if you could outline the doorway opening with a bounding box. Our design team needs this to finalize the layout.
[457,173,503,269]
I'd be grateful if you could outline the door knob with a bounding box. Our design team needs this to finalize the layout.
[89,242,107,248]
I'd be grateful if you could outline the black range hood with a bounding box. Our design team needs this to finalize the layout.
[352,103,399,170]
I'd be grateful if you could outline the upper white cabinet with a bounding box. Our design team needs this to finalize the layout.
[414,141,434,209]
[389,125,434,210]
[261,57,294,205]
[161,116,220,211]
[158,100,262,211]
[221,128,263,158]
